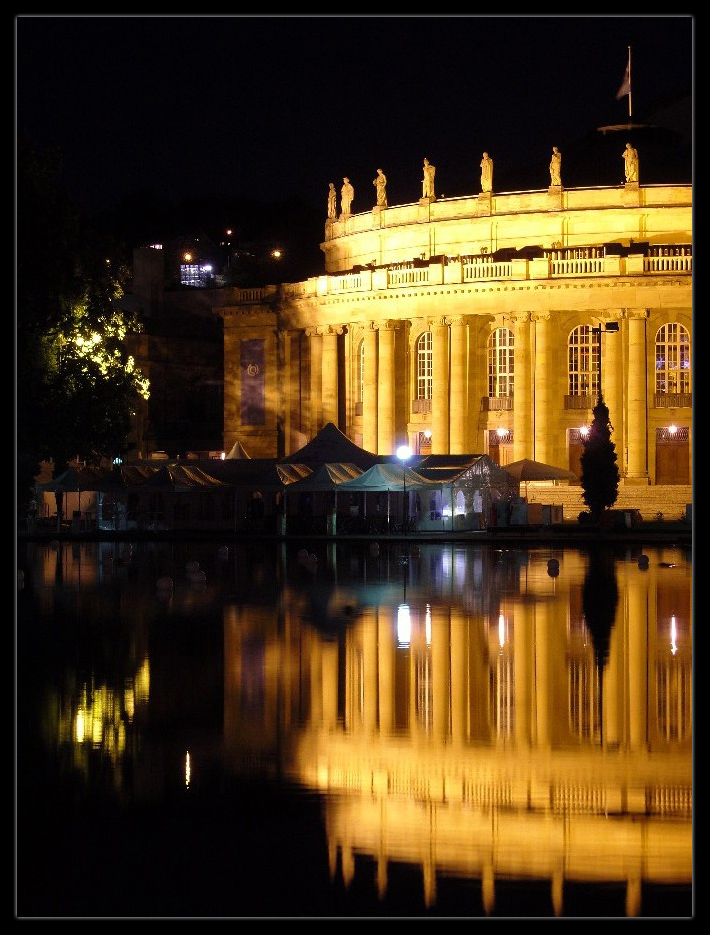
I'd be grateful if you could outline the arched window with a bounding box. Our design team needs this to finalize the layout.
[487,328,514,398]
[568,325,600,397]
[357,338,364,403]
[655,323,691,394]
[416,332,433,400]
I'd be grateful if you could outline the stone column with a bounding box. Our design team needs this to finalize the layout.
[533,312,552,464]
[626,571,649,750]
[321,641,339,733]
[377,608,394,735]
[307,328,323,436]
[514,603,531,748]
[625,309,649,483]
[431,318,450,454]
[377,321,397,455]
[603,314,624,476]
[449,317,468,453]
[512,313,532,461]
[363,325,379,454]
[321,326,340,427]
[362,610,378,734]
[534,602,551,748]
[432,606,450,741]
[450,609,468,744]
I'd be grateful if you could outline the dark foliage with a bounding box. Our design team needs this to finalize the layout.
[580,395,620,521]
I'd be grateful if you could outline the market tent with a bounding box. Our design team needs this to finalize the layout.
[249,463,313,489]
[225,440,251,459]
[36,465,113,492]
[279,422,378,469]
[137,464,232,490]
[336,462,437,492]
[503,459,577,482]
[283,462,363,491]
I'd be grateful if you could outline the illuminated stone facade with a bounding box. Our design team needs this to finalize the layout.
[215,183,692,485]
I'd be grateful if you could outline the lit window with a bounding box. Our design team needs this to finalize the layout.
[655,323,691,394]
[568,326,599,397]
[416,332,433,400]
[488,328,514,398]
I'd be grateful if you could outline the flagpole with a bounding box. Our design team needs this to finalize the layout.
[627,45,632,121]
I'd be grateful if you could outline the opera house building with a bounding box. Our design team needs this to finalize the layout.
[215,172,691,491]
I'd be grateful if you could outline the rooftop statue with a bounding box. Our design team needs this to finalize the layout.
[480,152,493,193]
[373,168,387,207]
[341,177,354,216]
[422,158,435,199]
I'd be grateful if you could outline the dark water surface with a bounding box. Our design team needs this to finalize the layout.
[16,538,692,918]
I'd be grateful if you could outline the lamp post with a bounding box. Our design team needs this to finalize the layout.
[590,321,619,398]
[396,445,412,533]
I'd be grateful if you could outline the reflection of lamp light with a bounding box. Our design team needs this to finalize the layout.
[671,615,678,654]
[185,751,191,789]
[397,604,411,645]
[423,429,432,439]
[496,427,509,438]
[498,613,506,649]
[425,604,432,646]
[668,424,678,435]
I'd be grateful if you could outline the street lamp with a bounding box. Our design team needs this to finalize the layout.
[396,444,412,532]
[590,321,619,398]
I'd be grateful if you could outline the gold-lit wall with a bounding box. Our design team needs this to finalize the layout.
[216,185,692,486]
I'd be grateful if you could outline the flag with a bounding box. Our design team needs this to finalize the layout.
[616,52,631,99]
[616,65,630,99]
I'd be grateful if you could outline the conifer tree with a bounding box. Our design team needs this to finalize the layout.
[580,395,620,521]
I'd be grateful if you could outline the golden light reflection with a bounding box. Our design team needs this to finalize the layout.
[671,615,678,655]
[397,604,411,645]
[185,751,191,789]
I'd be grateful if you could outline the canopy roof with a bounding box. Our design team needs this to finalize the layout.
[279,422,378,468]
[337,462,438,492]
[283,462,363,491]
[413,454,510,485]
[503,459,578,482]
[250,463,313,489]
[225,440,251,459]
[137,465,231,491]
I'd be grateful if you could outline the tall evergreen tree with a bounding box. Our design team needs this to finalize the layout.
[580,395,620,521]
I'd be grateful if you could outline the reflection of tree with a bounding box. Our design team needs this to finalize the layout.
[581,546,619,745]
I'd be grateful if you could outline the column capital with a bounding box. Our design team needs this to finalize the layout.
[446,315,466,327]
[321,324,346,336]
[427,316,449,329]
[508,311,531,325]
[373,319,400,331]
[304,327,322,338]
[623,308,649,321]
[532,311,551,323]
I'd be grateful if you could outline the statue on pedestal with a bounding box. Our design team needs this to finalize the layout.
[373,168,387,207]
[327,182,337,219]
[549,147,562,186]
[623,143,639,183]
[341,177,354,216]
[480,152,493,193]
[422,158,435,199]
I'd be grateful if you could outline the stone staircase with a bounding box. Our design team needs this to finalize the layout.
[525,484,692,522]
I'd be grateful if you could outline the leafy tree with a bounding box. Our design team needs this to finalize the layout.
[16,136,149,510]
[580,395,620,521]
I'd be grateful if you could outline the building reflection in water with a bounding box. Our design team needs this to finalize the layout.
[21,539,691,916]
[223,543,691,917]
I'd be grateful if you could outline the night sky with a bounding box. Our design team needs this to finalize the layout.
[17,15,693,250]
